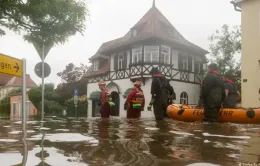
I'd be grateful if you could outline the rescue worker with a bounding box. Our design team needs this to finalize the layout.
[147,67,174,120]
[124,81,145,119]
[98,81,111,118]
[222,73,241,108]
[199,63,225,122]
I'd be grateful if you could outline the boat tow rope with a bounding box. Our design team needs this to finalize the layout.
[178,106,185,115]
[246,108,255,119]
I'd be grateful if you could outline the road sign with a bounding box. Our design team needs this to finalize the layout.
[33,42,54,60]
[0,53,23,77]
[34,62,51,78]
[74,89,78,96]
[74,89,78,106]
[74,96,78,105]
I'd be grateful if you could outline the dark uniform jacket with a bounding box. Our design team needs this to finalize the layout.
[200,70,225,107]
[151,73,174,102]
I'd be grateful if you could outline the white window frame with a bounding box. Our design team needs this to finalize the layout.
[195,61,201,73]
[12,102,18,116]
[26,101,30,116]
[144,46,159,63]
[181,55,188,71]
[132,47,142,64]
[161,45,171,64]
[93,60,99,71]
[118,52,124,70]
[180,92,188,105]
[132,30,137,37]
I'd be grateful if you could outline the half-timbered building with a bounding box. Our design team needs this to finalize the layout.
[86,1,208,118]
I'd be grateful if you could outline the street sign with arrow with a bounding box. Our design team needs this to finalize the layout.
[0,53,23,77]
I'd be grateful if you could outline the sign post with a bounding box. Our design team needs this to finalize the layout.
[74,89,78,118]
[0,53,26,132]
[33,41,53,122]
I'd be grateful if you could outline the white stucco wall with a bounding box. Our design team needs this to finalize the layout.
[87,78,200,118]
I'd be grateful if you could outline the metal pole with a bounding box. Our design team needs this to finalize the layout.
[41,43,45,122]
[22,59,27,134]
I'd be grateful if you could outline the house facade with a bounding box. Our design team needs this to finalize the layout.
[10,93,38,120]
[231,0,260,108]
[86,2,208,118]
[0,73,38,100]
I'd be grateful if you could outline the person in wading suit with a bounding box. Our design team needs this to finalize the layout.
[166,80,176,114]
[198,63,225,122]
[147,67,174,120]
[222,73,241,108]
[124,81,145,119]
[98,81,112,118]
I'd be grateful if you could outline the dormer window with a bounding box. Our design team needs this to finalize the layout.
[93,60,99,71]
[132,29,137,37]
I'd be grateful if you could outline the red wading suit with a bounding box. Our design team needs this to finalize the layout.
[126,88,145,119]
[100,88,111,118]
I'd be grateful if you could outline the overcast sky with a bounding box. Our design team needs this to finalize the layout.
[0,0,241,86]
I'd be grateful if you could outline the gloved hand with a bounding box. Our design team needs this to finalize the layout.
[147,104,152,111]
[124,103,128,110]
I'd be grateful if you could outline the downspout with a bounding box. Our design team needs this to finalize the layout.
[230,1,242,12]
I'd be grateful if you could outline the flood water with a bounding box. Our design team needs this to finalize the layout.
[0,117,260,166]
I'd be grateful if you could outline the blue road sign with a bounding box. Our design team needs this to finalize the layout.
[74,89,78,96]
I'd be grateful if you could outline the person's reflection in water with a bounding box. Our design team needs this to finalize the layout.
[82,119,121,165]
[147,120,173,161]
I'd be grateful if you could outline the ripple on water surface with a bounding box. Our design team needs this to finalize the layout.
[0,118,259,166]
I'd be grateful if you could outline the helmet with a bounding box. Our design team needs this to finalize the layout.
[98,81,106,86]
[134,81,142,87]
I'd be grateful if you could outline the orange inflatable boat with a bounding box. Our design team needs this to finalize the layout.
[167,104,260,124]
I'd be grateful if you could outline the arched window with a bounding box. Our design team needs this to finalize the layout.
[180,92,188,104]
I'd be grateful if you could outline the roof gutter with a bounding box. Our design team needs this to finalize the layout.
[230,1,242,12]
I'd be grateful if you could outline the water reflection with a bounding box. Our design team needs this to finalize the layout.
[0,117,260,165]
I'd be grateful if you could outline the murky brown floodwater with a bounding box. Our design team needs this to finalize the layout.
[0,116,260,166]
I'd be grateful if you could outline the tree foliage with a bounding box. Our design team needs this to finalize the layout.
[28,83,65,114]
[56,63,88,104]
[0,0,88,45]
[57,63,89,83]
[0,88,22,115]
[208,24,241,77]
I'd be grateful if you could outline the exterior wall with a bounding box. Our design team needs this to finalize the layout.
[240,0,260,107]
[87,78,200,118]
[10,94,38,119]
[0,86,31,100]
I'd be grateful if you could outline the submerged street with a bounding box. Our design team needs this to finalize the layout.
[0,117,259,166]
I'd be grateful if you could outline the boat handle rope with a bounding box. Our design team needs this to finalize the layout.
[178,106,185,115]
[246,108,255,119]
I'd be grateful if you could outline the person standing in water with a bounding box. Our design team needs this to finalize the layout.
[148,67,174,120]
[199,63,225,122]
[222,73,241,108]
[124,81,145,119]
[98,81,112,118]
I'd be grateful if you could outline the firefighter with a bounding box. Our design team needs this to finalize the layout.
[199,63,225,122]
[98,81,112,118]
[147,67,174,120]
[124,81,145,119]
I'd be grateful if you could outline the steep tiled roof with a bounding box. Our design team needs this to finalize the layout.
[89,6,208,61]
[0,73,38,88]
[0,73,13,86]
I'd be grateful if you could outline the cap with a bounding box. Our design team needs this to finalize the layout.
[134,81,142,87]
[150,67,159,74]
[98,81,106,86]
[208,63,218,71]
